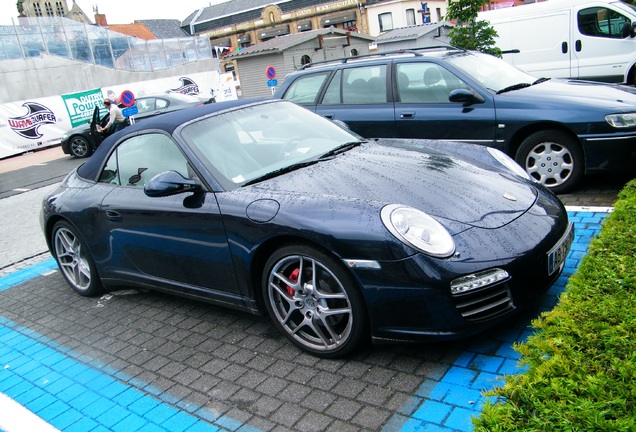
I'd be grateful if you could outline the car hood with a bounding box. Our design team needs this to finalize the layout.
[504,79,636,109]
[250,142,538,230]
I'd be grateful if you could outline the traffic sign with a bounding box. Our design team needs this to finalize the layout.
[266,66,277,80]
[267,79,278,87]
[122,106,138,116]
[120,90,135,107]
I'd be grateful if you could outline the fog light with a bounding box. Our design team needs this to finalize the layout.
[450,268,509,295]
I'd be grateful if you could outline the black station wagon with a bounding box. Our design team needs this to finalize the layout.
[273,47,636,193]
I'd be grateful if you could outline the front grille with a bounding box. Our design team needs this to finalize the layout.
[452,283,513,321]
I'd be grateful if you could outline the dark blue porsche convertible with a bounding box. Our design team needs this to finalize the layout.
[41,99,573,358]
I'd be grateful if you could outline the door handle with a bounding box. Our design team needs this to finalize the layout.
[400,112,415,119]
[562,41,568,53]
[575,40,582,52]
[105,210,122,222]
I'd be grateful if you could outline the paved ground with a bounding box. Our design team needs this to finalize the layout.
[0,146,626,431]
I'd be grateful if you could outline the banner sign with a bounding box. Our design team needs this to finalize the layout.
[0,71,238,159]
[62,88,105,128]
[0,95,70,158]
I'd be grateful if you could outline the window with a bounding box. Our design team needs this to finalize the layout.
[300,54,311,66]
[321,66,389,105]
[44,2,53,16]
[282,72,330,104]
[578,7,632,38]
[396,63,467,103]
[406,9,416,26]
[99,134,189,187]
[33,3,43,16]
[343,20,357,31]
[55,1,65,16]
[379,13,393,32]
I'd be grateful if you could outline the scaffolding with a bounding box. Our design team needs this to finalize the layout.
[0,16,213,71]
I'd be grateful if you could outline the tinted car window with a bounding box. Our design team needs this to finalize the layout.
[99,134,189,187]
[396,63,468,103]
[578,7,632,38]
[341,65,388,104]
[322,69,343,104]
[282,72,330,104]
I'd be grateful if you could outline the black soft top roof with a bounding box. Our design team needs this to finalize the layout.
[76,97,265,181]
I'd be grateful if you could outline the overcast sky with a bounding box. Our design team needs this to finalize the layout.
[0,0,229,25]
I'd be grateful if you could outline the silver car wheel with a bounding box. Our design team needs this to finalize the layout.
[524,142,573,188]
[54,226,92,292]
[267,254,354,354]
[70,136,91,158]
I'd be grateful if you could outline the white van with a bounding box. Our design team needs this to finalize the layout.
[478,0,636,84]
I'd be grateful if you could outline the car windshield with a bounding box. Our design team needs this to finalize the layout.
[180,101,361,189]
[445,51,537,93]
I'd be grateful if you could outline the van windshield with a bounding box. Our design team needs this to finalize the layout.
[445,52,537,93]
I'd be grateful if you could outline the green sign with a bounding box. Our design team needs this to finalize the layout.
[62,88,105,128]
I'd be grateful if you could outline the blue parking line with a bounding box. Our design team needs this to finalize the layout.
[0,317,233,432]
[387,208,610,432]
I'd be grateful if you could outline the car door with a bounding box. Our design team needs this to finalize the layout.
[95,132,241,298]
[393,61,498,146]
[573,5,635,82]
[314,64,397,138]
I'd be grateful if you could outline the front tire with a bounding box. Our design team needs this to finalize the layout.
[263,244,367,358]
[69,135,93,158]
[515,130,583,194]
[51,221,103,296]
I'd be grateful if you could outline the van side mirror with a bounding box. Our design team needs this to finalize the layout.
[449,89,485,105]
[621,22,636,38]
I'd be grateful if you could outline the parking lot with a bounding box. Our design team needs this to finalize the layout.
[0,147,620,431]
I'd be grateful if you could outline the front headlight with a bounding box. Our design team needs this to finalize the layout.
[606,113,636,128]
[487,147,531,180]
[381,204,455,257]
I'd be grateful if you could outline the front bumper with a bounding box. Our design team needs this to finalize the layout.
[349,193,571,343]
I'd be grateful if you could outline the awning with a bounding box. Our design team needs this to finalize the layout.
[210,37,231,47]
[258,25,290,40]
[320,11,356,26]
[237,33,251,44]
[297,20,312,31]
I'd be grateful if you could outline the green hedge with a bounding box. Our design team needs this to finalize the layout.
[474,179,636,431]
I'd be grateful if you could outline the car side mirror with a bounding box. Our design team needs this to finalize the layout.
[449,89,485,105]
[144,171,201,197]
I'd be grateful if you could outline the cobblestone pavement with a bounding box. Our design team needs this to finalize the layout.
[0,147,628,431]
[0,210,609,431]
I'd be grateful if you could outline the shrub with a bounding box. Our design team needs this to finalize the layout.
[474,179,636,431]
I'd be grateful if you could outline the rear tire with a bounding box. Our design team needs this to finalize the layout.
[515,130,583,194]
[51,221,104,296]
[263,244,368,358]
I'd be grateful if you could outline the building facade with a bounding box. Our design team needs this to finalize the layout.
[17,0,92,24]
[365,1,448,37]
[182,0,370,75]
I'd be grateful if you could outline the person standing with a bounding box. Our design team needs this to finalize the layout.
[97,98,127,133]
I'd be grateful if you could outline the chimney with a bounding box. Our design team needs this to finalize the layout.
[95,13,108,27]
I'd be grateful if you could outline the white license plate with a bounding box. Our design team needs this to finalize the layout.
[547,223,574,276]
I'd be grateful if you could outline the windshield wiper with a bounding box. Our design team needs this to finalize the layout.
[496,82,532,94]
[319,141,363,159]
[532,77,551,85]
[242,160,318,186]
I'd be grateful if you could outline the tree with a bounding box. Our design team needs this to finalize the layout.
[446,0,502,57]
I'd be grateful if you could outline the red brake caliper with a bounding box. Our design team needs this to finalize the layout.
[286,267,299,296]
